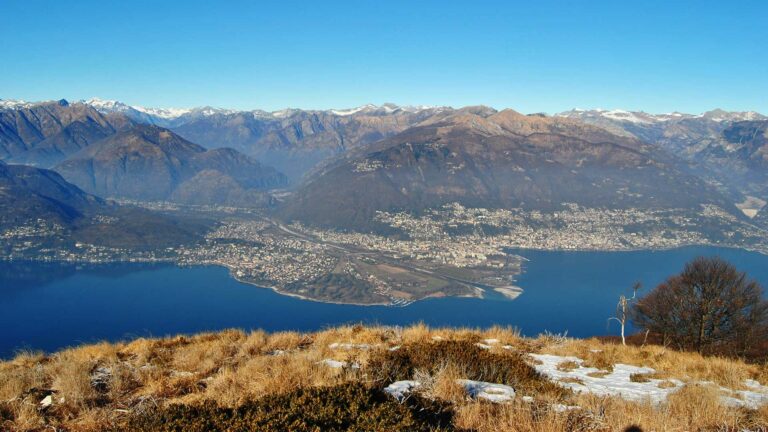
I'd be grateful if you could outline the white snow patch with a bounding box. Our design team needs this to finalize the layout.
[529,353,683,404]
[474,337,508,348]
[82,97,235,120]
[318,359,346,368]
[384,380,421,401]
[552,403,581,412]
[271,108,298,118]
[132,105,193,119]
[601,109,654,124]
[530,353,768,408]
[0,99,51,109]
[318,359,360,369]
[458,379,516,402]
[329,103,443,116]
[330,104,376,116]
[328,342,372,350]
[383,379,516,403]
[715,380,768,409]
[0,99,32,109]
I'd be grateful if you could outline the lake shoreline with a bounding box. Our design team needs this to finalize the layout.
[3,245,768,358]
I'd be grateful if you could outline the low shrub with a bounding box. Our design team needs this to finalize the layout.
[367,340,568,398]
[125,382,456,432]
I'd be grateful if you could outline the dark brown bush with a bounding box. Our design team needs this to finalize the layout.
[124,382,456,432]
[367,340,568,398]
[632,256,768,356]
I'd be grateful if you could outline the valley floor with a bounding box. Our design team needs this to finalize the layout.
[1,325,767,431]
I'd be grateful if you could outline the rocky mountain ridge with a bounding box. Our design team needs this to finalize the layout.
[282,109,737,230]
[53,124,287,206]
[0,99,134,167]
[557,108,768,206]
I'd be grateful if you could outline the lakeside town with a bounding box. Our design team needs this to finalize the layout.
[3,202,768,304]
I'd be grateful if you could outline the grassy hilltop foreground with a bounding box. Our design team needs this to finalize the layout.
[2,325,768,432]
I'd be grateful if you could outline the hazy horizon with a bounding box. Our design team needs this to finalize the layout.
[1,0,766,114]
[3,96,766,117]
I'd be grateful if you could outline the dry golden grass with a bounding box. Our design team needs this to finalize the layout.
[453,389,765,432]
[413,363,469,403]
[0,325,765,431]
[555,360,580,372]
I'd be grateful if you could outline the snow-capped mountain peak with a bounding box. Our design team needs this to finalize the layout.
[130,105,193,119]
[330,104,378,116]
[557,108,766,124]
[83,97,130,111]
[0,98,57,109]
[82,98,195,119]
[700,109,766,122]
[328,103,446,117]
[77,98,240,126]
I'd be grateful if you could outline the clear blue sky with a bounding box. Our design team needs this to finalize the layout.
[1,0,766,113]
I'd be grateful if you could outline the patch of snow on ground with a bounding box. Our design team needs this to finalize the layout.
[383,379,515,403]
[716,379,768,409]
[530,353,768,408]
[384,380,421,401]
[551,403,581,412]
[458,379,516,402]
[529,353,683,404]
[318,359,359,369]
[328,342,372,350]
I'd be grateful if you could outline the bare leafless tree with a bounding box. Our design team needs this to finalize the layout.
[609,282,641,345]
[632,256,768,355]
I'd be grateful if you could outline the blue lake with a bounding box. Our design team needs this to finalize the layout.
[2,246,768,358]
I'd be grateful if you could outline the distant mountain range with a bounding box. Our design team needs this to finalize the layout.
[0,99,133,167]
[2,98,766,233]
[0,100,288,206]
[557,108,768,202]
[281,108,738,230]
[1,98,449,181]
[81,98,238,128]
